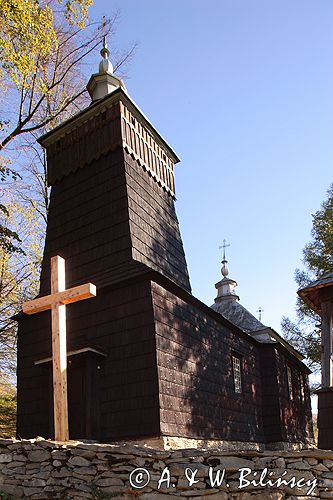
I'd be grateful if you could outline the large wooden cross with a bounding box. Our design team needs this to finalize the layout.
[23,256,97,441]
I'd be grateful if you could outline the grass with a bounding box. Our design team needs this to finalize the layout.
[0,493,14,500]
[91,484,124,498]
[0,395,16,438]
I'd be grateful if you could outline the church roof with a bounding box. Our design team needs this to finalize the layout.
[299,271,333,292]
[211,299,265,333]
[210,250,304,360]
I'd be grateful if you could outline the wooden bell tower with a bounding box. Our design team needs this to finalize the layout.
[16,40,190,441]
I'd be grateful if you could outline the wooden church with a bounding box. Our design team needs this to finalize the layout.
[16,40,314,448]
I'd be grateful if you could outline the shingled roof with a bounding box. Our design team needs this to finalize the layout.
[298,272,333,314]
[211,298,265,333]
[210,259,305,360]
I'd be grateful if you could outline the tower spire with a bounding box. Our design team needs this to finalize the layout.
[101,36,110,59]
[100,17,109,58]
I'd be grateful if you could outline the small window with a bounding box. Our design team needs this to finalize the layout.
[299,374,305,403]
[232,355,242,394]
[287,365,293,400]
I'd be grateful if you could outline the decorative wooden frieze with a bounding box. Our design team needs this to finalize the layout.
[46,103,123,185]
[120,101,176,198]
[41,89,178,195]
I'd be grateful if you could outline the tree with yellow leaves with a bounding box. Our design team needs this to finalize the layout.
[0,199,43,374]
[0,0,136,378]
[0,0,136,248]
[0,0,96,149]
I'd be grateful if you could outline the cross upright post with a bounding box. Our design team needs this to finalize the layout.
[219,239,230,262]
[23,256,97,441]
[51,256,68,442]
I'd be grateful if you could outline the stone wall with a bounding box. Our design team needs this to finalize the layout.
[0,438,333,499]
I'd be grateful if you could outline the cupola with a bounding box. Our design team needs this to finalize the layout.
[214,242,240,303]
[87,37,126,101]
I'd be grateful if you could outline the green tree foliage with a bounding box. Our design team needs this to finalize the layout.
[282,183,333,373]
[0,204,23,255]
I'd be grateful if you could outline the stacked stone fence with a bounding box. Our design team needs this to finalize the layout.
[0,438,333,499]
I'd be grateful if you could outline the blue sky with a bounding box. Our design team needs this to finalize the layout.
[89,0,333,334]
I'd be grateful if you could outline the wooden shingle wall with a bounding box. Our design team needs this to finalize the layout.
[275,348,314,443]
[17,279,160,440]
[259,344,283,443]
[16,312,51,439]
[151,281,265,443]
[39,148,135,294]
[125,151,191,293]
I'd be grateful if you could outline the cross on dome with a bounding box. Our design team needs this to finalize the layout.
[213,240,239,303]
[219,239,230,279]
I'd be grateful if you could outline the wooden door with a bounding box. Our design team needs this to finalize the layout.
[49,354,101,440]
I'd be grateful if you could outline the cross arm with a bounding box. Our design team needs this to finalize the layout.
[23,283,97,315]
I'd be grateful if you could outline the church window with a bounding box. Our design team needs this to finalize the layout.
[232,355,242,394]
[287,365,293,400]
[300,374,305,403]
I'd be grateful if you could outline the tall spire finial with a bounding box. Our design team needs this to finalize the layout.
[99,16,113,74]
[100,36,110,59]
[219,239,230,278]
[87,15,126,101]
[100,18,110,59]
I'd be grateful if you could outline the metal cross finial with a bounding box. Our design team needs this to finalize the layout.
[219,239,230,262]
[100,16,110,59]
[257,307,264,322]
[219,240,230,278]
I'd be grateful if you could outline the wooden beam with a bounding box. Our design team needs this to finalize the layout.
[23,283,97,315]
[51,256,68,442]
[52,302,68,441]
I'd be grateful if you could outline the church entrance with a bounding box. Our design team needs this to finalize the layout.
[48,351,103,440]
